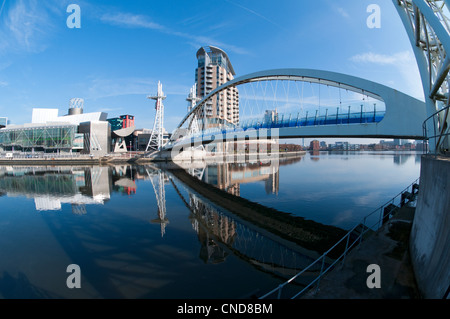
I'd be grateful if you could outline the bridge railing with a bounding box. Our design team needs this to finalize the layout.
[174,109,386,144]
[258,177,420,299]
[240,110,385,131]
[422,104,450,155]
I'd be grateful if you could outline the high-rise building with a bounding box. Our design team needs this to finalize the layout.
[195,46,239,129]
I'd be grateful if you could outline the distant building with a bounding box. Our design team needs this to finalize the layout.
[107,115,135,131]
[334,141,349,150]
[310,140,320,151]
[134,128,170,151]
[416,141,427,152]
[264,110,278,124]
[195,46,239,128]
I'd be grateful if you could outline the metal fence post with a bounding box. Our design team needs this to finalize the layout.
[373,103,376,122]
[341,233,350,266]
[277,284,283,299]
[336,107,339,124]
[360,104,363,123]
[359,216,366,248]
[315,256,326,292]
[348,106,351,124]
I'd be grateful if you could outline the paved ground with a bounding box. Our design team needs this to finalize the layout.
[302,205,422,299]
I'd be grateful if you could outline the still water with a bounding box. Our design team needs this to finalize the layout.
[0,151,421,298]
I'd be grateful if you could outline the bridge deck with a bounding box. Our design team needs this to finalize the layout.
[170,111,386,148]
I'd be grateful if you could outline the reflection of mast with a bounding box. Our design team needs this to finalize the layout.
[147,169,169,237]
[71,204,87,215]
[188,166,205,181]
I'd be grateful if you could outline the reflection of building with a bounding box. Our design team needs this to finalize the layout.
[111,165,139,195]
[189,194,236,264]
[0,165,156,213]
[179,156,303,196]
[200,161,281,196]
[393,154,412,165]
[0,166,111,212]
[170,167,317,272]
[195,46,239,128]
[310,151,320,160]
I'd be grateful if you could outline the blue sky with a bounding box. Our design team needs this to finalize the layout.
[0,0,423,143]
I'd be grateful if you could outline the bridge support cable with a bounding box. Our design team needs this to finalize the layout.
[231,78,386,130]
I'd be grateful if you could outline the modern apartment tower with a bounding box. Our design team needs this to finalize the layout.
[195,46,239,129]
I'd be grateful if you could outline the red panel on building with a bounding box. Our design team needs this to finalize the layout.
[120,115,135,129]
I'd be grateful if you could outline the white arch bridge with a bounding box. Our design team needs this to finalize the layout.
[165,68,427,151]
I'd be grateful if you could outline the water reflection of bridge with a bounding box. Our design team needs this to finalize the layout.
[146,156,348,286]
[0,159,347,288]
[182,155,302,196]
[166,169,313,275]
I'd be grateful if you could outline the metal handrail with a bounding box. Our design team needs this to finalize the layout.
[422,104,450,155]
[259,177,420,299]
[0,152,93,159]
[180,109,387,141]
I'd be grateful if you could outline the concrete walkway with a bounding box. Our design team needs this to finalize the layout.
[303,205,421,299]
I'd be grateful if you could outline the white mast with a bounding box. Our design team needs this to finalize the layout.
[146,81,166,152]
[186,83,201,135]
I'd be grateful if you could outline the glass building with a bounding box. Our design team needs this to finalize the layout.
[0,124,77,152]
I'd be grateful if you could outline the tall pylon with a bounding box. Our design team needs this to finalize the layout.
[186,83,201,136]
[146,81,166,152]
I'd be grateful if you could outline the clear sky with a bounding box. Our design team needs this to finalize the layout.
[0,0,424,144]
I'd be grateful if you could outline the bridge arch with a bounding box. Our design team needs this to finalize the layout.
[393,0,450,153]
[173,68,426,143]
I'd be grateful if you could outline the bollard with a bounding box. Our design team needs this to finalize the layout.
[412,183,419,195]
[401,191,412,207]
[383,204,397,224]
